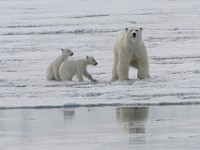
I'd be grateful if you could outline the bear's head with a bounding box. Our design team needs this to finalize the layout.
[124,27,143,44]
[61,48,73,57]
[86,56,98,66]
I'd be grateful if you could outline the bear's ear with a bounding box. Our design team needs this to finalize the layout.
[61,48,63,51]
[140,27,143,31]
[86,56,89,59]
[125,28,128,32]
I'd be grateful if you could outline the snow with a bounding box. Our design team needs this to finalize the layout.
[0,0,200,108]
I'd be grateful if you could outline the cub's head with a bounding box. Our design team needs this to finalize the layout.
[86,56,98,66]
[61,48,73,57]
[124,27,143,43]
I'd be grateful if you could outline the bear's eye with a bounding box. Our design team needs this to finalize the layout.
[93,60,95,62]
[136,30,138,32]
[130,30,132,32]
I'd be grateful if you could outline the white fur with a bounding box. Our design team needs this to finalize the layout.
[111,27,150,81]
[46,48,73,81]
[59,56,98,82]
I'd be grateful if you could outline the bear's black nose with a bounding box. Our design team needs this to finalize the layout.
[132,33,136,38]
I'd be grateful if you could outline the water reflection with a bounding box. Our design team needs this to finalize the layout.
[116,107,149,144]
[62,109,75,120]
[116,107,149,133]
[1,106,200,149]
[0,107,149,148]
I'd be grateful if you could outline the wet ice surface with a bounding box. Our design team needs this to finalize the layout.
[0,106,200,150]
[0,0,200,107]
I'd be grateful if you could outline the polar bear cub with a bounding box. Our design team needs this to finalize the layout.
[111,26,150,81]
[46,48,73,81]
[59,56,98,82]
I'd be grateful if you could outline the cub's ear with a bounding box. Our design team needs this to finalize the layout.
[125,28,128,31]
[61,48,63,51]
[86,56,89,59]
[140,27,143,31]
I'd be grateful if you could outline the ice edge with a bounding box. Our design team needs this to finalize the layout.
[1,101,200,110]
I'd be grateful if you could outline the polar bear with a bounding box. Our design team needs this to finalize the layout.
[59,56,98,82]
[46,48,73,81]
[111,26,150,81]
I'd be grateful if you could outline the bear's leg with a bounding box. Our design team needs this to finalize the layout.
[111,62,118,81]
[116,50,131,81]
[53,67,61,81]
[76,70,84,82]
[83,69,96,82]
[77,74,84,82]
[137,58,150,79]
[46,67,54,81]
[117,61,130,81]
[54,73,61,81]
[130,60,139,69]
[111,49,119,81]
[46,72,53,80]
[76,67,84,82]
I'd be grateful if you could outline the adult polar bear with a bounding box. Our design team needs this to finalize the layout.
[111,27,150,81]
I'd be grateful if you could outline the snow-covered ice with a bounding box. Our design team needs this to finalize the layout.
[0,0,200,108]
